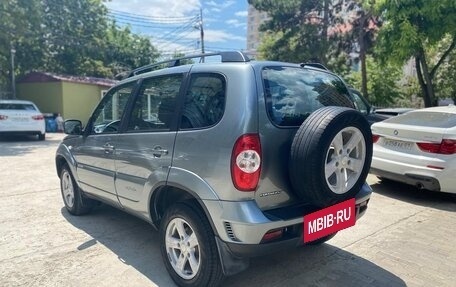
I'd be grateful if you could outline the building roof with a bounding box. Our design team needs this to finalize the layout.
[18,71,117,87]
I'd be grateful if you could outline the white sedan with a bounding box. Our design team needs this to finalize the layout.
[370,105,456,194]
[0,99,46,140]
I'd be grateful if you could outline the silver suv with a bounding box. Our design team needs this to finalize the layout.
[56,51,372,287]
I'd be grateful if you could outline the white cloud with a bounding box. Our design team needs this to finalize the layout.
[205,0,234,9]
[235,11,248,17]
[225,19,246,28]
[206,0,217,6]
[106,0,201,17]
[203,29,245,42]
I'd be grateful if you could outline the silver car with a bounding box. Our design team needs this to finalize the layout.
[56,51,372,287]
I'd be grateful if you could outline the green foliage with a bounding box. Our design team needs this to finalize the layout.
[375,0,456,106]
[345,56,403,107]
[434,38,456,103]
[250,0,353,73]
[0,0,159,94]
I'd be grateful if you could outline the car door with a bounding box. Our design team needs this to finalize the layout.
[73,82,135,206]
[114,74,184,214]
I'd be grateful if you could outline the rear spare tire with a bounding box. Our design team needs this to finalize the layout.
[289,106,372,207]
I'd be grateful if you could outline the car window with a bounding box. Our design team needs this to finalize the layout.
[385,111,456,128]
[180,73,226,129]
[0,103,37,111]
[90,82,135,134]
[126,74,183,132]
[350,90,369,115]
[262,66,354,127]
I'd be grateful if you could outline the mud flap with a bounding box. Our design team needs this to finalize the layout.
[215,237,250,276]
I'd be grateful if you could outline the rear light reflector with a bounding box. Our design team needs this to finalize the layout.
[32,114,44,120]
[261,229,283,242]
[372,134,380,143]
[231,134,261,191]
[426,165,444,170]
[0,115,7,120]
[417,139,456,155]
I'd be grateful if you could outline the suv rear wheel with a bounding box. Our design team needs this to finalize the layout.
[289,107,372,207]
[159,202,224,287]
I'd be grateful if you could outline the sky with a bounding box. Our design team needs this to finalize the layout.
[105,0,249,57]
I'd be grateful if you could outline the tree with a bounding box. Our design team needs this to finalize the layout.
[0,0,45,95]
[348,0,381,100]
[346,56,402,107]
[433,36,456,104]
[104,22,160,78]
[375,0,456,107]
[249,0,353,73]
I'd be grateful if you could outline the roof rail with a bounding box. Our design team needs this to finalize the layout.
[127,51,250,78]
[300,62,329,71]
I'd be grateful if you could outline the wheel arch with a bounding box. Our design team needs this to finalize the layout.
[149,183,220,237]
[55,145,78,180]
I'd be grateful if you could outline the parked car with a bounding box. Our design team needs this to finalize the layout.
[348,88,389,125]
[371,105,456,193]
[0,99,46,140]
[55,51,373,287]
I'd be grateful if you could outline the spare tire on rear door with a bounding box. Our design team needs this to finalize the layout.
[289,106,372,207]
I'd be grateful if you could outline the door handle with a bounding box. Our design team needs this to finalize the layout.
[152,146,168,157]
[104,143,115,154]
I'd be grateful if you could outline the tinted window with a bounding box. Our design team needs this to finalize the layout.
[180,73,226,129]
[385,111,456,128]
[263,67,354,126]
[91,83,134,134]
[350,90,369,115]
[0,103,36,111]
[127,74,182,132]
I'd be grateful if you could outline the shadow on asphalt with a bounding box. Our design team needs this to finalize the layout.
[371,179,456,212]
[0,134,62,156]
[62,204,406,287]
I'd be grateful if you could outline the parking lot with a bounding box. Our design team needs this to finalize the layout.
[0,133,455,287]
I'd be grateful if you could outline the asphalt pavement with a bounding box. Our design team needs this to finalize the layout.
[0,133,455,287]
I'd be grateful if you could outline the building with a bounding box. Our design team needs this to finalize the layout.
[17,72,116,124]
[246,4,268,57]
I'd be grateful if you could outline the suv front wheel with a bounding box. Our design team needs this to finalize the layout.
[159,202,224,287]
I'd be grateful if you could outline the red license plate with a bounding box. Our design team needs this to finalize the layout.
[303,198,356,243]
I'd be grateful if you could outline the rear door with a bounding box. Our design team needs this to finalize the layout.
[114,74,184,213]
[73,82,135,205]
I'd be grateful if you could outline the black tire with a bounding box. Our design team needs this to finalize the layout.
[306,233,337,245]
[289,106,372,207]
[38,133,45,141]
[159,202,224,287]
[60,164,92,215]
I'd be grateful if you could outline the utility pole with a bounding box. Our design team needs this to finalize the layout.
[10,45,16,99]
[200,8,205,61]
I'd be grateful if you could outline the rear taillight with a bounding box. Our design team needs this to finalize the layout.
[0,115,7,120]
[231,134,261,191]
[417,139,456,155]
[32,114,44,120]
[372,134,380,143]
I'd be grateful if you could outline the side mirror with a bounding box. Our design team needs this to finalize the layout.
[64,120,83,135]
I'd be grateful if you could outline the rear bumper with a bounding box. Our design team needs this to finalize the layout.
[220,197,369,257]
[205,183,371,258]
[370,167,441,191]
[0,130,44,136]
[212,185,371,276]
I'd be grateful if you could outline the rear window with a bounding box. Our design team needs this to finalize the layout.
[0,103,37,111]
[385,111,456,128]
[262,66,354,126]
